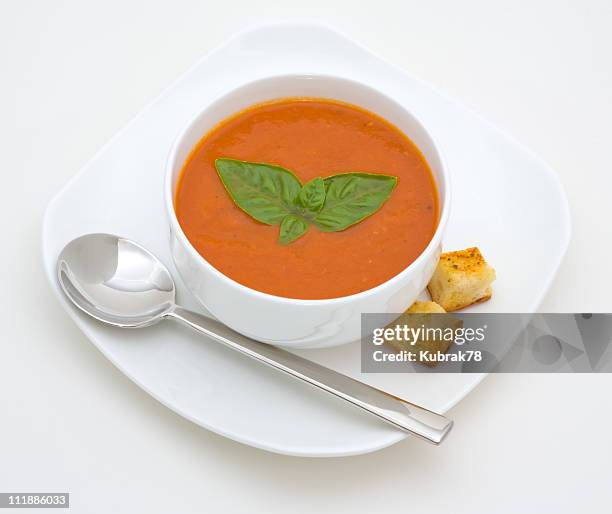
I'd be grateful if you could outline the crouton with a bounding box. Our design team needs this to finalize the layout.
[427,247,495,311]
[385,303,462,367]
[406,301,446,314]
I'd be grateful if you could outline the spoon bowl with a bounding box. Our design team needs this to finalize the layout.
[57,234,175,328]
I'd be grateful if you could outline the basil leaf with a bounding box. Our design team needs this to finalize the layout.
[279,214,308,245]
[214,159,398,245]
[314,173,397,232]
[215,158,302,225]
[295,177,325,218]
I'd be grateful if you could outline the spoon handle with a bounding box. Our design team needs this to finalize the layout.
[166,306,452,445]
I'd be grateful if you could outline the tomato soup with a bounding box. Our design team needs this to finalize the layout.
[175,98,439,299]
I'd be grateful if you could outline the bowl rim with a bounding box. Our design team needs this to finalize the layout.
[164,72,451,305]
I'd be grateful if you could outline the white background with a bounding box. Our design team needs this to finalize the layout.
[2,0,611,512]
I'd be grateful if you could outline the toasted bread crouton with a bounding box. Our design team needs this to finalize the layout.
[406,301,446,314]
[385,308,462,367]
[427,247,495,311]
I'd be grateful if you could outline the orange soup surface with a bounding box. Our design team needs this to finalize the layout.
[175,99,439,299]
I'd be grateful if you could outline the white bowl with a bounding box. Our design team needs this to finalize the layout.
[164,74,450,349]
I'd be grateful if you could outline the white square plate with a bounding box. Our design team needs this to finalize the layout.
[42,22,570,457]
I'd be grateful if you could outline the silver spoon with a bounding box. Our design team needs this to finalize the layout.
[57,233,453,444]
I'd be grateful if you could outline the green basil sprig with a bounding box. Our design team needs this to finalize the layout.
[215,158,397,245]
